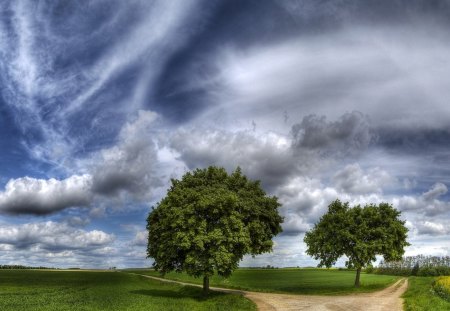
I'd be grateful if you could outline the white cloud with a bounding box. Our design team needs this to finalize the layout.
[394,182,450,216]
[132,230,148,246]
[0,221,114,250]
[64,1,201,115]
[168,127,295,189]
[92,110,162,199]
[415,221,450,236]
[0,175,93,215]
[0,110,162,215]
[332,163,393,194]
[423,182,448,201]
[201,24,450,132]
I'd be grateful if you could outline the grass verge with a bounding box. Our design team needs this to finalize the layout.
[125,268,399,295]
[434,276,450,302]
[403,276,450,310]
[0,270,256,311]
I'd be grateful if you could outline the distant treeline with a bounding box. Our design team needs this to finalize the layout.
[367,255,450,276]
[0,265,53,270]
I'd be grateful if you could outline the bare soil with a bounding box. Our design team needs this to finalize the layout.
[136,274,408,311]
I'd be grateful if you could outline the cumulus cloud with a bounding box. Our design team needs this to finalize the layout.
[332,163,393,194]
[394,182,450,216]
[281,213,311,236]
[0,110,161,215]
[168,111,376,191]
[92,110,162,199]
[0,221,114,251]
[0,175,93,215]
[423,182,448,201]
[169,128,295,189]
[291,112,374,156]
[131,230,148,247]
[415,221,450,236]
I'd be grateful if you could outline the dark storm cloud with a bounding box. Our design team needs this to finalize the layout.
[377,127,450,153]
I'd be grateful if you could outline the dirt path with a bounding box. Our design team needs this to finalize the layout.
[134,274,408,311]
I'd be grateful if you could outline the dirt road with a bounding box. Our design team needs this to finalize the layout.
[136,274,408,311]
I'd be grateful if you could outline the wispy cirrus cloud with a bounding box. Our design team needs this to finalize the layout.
[0,0,204,171]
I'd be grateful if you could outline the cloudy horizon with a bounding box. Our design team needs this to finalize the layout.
[0,0,449,268]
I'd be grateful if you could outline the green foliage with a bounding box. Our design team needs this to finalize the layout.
[304,200,409,286]
[0,270,256,311]
[129,268,399,295]
[147,166,283,286]
[403,277,450,311]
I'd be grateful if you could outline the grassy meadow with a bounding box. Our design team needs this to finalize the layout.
[127,268,400,295]
[0,270,256,311]
[403,276,450,311]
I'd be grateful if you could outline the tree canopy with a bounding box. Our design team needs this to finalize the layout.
[304,200,409,287]
[147,166,283,294]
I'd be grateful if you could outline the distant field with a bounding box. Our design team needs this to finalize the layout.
[0,270,255,311]
[403,276,450,310]
[126,268,399,295]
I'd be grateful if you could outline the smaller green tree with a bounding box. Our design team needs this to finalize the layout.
[147,166,283,295]
[304,200,409,287]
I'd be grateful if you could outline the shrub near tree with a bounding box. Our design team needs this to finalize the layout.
[147,166,283,295]
[304,200,409,287]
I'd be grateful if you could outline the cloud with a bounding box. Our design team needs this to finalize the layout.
[168,111,377,191]
[394,182,449,216]
[0,110,161,215]
[92,110,162,198]
[0,0,205,172]
[277,177,342,223]
[415,221,450,236]
[332,163,393,194]
[131,230,148,247]
[168,128,295,190]
[281,213,311,236]
[291,112,374,156]
[0,175,93,215]
[196,22,450,134]
[423,182,448,201]
[0,221,114,251]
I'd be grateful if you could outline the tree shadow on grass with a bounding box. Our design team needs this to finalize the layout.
[129,287,227,302]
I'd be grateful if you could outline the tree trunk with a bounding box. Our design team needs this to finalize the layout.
[354,267,361,287]
[203,275,209,296]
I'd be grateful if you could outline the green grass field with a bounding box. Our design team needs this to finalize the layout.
[403,277,450,311]
[0,270,255,311]
[126,268,399,295]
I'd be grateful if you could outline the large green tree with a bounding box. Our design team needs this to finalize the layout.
[147,166,283,294]
[304,200,409,287]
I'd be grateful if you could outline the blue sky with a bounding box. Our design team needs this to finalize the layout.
[0,0,450,268]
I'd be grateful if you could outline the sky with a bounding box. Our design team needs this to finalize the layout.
[0,0,450,269]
